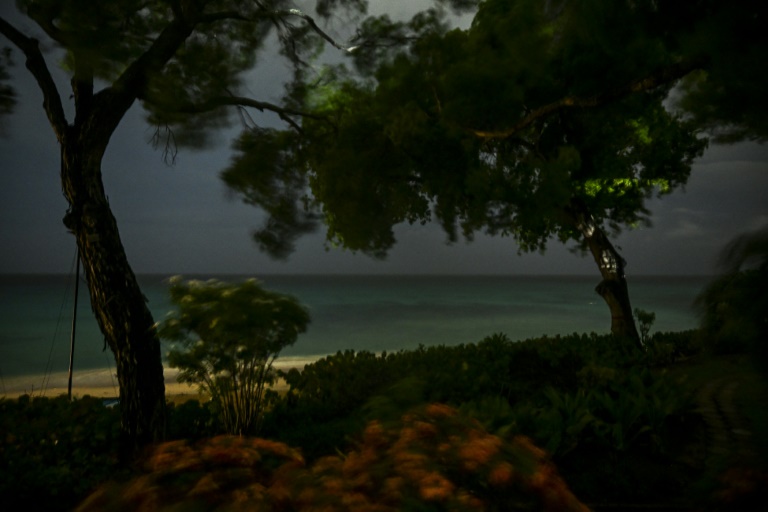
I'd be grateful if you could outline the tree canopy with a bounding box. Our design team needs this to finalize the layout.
[223,0,728,341]
[225,0,724,259]
[673,0,768,143]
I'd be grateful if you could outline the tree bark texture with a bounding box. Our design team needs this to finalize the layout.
[568,204,642,348]
[61,129,166,457]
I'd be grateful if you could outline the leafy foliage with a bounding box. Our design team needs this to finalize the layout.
[77,435,305,512]
[532,367,692,456]
[696,228,768,362]
[0,395,121,511]
[220,0,709,345]
[262,334,523,455]
[166,399,220,440]
[634,307,656,345]
[257,328,703,503]
[263,330,698,456]
[10,0,367,148]
[673,1,768,142]
[221,128,317,259]
[0,328,705,509]
[158,277,310,435]
[225,0,708,260]
[78,406,589,512]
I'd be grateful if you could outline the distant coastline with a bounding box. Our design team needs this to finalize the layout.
[1,274,709,397]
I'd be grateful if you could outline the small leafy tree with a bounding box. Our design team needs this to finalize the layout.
[158,277,310,436]
[634,308,656,346]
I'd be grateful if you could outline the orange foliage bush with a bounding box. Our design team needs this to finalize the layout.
[78,404,589,511]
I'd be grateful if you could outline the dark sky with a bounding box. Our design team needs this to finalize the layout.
[1,3,767,277]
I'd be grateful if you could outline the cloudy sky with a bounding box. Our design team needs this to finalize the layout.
[1,3,766,277]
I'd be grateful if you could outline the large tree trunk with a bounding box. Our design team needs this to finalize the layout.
[61,130,166,459]
[568,203,642,349]
[1,5,198,460]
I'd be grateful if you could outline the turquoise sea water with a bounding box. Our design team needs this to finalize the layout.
[0,274,710,392]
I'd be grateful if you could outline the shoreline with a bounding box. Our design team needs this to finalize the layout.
[1,360,309,400]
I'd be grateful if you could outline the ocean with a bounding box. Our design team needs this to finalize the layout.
[0,274,710,396]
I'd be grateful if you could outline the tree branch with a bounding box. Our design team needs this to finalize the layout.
[470,59,706,140]
[0,15,68,140]
[281,8,356,53]
[199,7,356,52]
[88,9,197,146]
[165,94,327,131]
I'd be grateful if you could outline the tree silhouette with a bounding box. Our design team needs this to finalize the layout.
[225,0,716,344]
[0,0,361,457]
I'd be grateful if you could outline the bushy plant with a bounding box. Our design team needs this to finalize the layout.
[263,327,698,502]
[78,404,589,512]
[166,399,219,440]
[455,359,696,504]
[0,395,121,511]
[264,332,651,457]
[158,277,310,435]
[644,330,697,365]
[515,332,644,375]
[634,308,656,345]
[695,227,768,363]
[76,435,305,512]
[263,335,520,455]
[536,367,692,456]
[696,268,768,357]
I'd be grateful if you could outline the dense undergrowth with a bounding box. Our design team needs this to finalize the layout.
[0,328,752,510]
[262,330,703,504]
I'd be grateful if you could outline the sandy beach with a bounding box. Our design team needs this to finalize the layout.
[1,361,305,400]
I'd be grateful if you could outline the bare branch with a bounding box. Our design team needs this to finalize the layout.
[164,94,326,131]
[348,32,421,52]
[281,8,357,53]
[0,15,68,140]
[470,59,706,140]
[199,6,356,53]
[150,124,178,165]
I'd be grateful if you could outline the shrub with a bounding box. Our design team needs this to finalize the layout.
[166,399,219,440]
[263,335,521,455]
[695,227,768,364]
[634,308,656,345]
[643,330,702,366]
[696,268,768,357]
[263,332,651,457]
[76,435,305,512]
[78,405,589,512]
[158,277,310,435]
[0,395,121,511]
